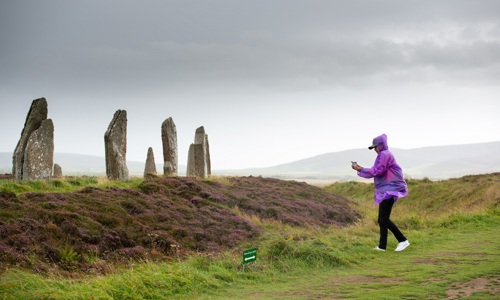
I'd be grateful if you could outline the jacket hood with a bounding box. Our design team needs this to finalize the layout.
[372,134,388,151]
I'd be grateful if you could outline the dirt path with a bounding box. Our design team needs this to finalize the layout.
[193,224,500,300]
[446,276,500,300]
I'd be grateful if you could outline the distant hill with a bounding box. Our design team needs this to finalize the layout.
[218,141,500,180]
[1,141,499,179]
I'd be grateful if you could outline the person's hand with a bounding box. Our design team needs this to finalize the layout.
[352,164,362,171]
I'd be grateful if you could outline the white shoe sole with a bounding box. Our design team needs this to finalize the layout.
[395,241,410,252]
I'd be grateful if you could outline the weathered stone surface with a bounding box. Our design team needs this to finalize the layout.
[144,147,157,177]
[161,117,178,176]
[12,98,48,180]
[22,119,54,180]
[187,144,207,178]
[194,126,206,145]
[53,163,62,178]
[104,110,129,181]
[186,144,196,177]
[205,134,211,176]
[186,126,211,178]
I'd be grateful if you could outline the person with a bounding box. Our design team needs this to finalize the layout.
[351,134,410,252]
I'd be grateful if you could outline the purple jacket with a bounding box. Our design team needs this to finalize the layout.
[357,134,408,204]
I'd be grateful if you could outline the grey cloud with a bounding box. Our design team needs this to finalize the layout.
[1,0,500,93]
[3,35,499,96]
[412,41,500,70]
[1,0,500,169]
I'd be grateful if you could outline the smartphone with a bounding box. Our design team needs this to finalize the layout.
[351,161,357,166]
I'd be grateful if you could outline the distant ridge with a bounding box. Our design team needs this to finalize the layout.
[218,141,500,180]
[1,141,499,179]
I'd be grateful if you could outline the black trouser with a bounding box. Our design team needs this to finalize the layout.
[378,197,406,249]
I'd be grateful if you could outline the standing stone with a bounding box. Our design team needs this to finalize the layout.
[186,126,211,178]
[12,98,49,180]
[194,126,206,145]
[205,134,211,176]
[104,110,129,181]
[22,119,54,180]
[161,117,178,176]
[53,163,62,178]
[186,144,196,177]
[187,144,206,178]
[144,147,157,177]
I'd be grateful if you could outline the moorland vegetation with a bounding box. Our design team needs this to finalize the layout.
[0,175,358,275]
[0,172,499,299]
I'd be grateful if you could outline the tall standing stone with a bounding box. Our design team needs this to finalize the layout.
[144,147,157,177]
[104,110,129,181]
[12,98,53,180]
[53,163,62,178]
[205,134,211,176]
[186,126,211,178]
[22,119,54,180]
[187,144,206,178]
[161,117,178,176]
[194,126,206,145]
[187,145,195,177]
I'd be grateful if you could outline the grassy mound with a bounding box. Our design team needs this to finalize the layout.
[0,173,498,299]
[325,172,500,226]
[0,176,358,274]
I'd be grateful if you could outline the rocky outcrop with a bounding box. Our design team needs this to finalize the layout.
[53,163,62,178]
[144,147,157,177]
[186,126,211,178]
[104,110,129,181]
[161,117,178,176]
[12,98,54,180]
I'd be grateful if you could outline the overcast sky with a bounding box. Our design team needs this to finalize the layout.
[1,0,499,170]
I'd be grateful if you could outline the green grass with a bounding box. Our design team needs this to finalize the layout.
[2,213,497,299]
[1,173,499,299]
[208,218,499,300]
[0,176,143,194]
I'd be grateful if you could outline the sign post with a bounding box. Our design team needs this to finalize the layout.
[242,248,257,271]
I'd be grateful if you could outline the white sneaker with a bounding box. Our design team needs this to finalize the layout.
[374,246,386,251]
[395,240,410,252]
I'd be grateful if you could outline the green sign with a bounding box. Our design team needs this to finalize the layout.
[243,248,257,265]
